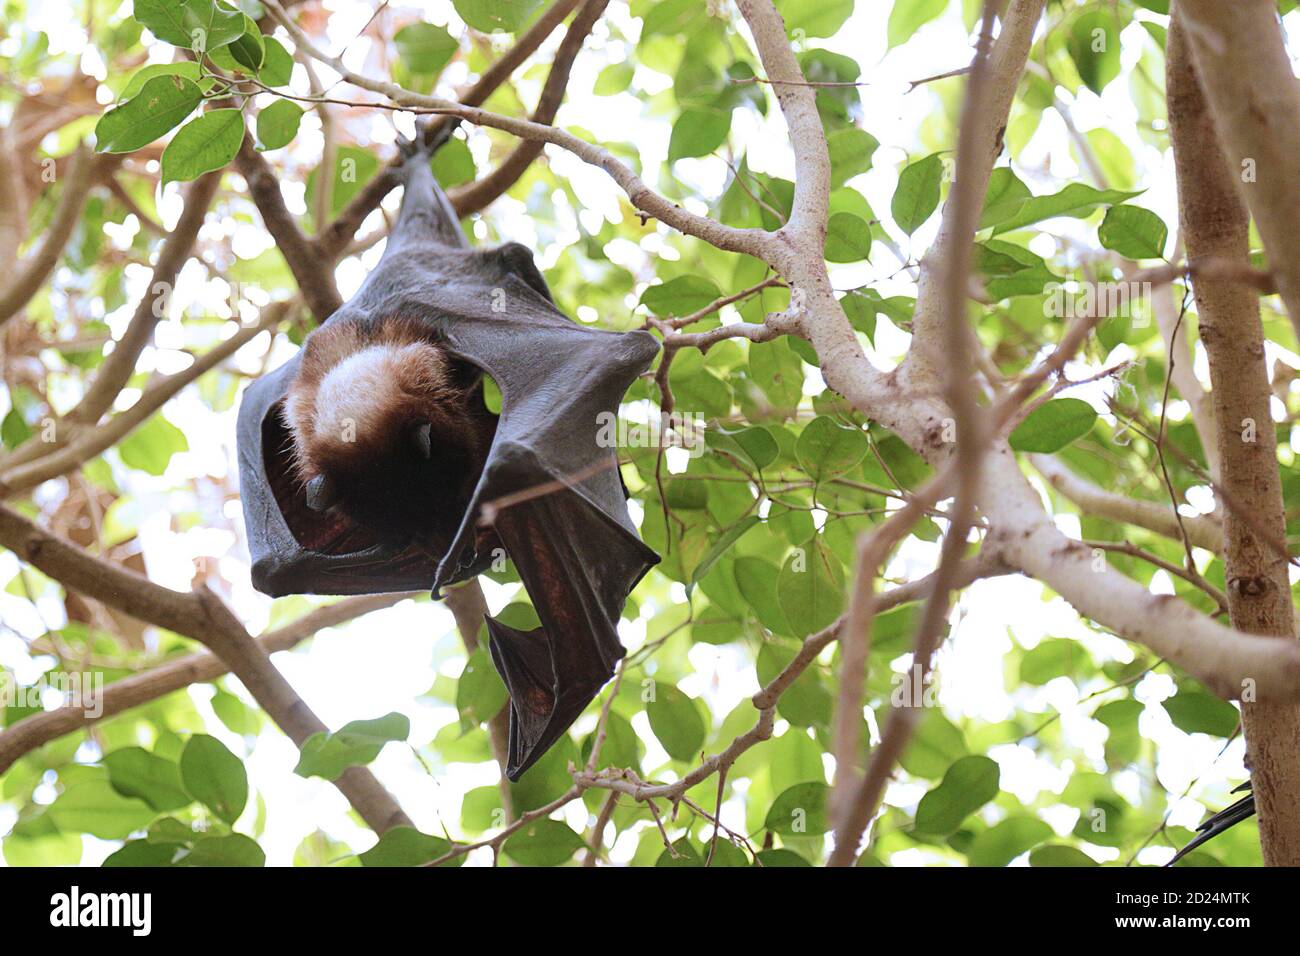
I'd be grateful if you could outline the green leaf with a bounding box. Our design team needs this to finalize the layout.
[306,145,381,221]
[892,153,944,234]
[687,516,760,597]
[668,106,732,163]
[103,840,181,867]
[735,556,792,635]
[1030,844,1099,867]
[777,538,845,637]
[182,833,266,867]
[580,710,643,772]
[756,848,812,866]
[914,755,1000,834]
[2,408,31,449]
[824,212,873,262]
[294,712,411,780]
[256,99,302,151]
[117,413,188,475]
[94,74,202,153]
[456,648,509,730]
[1162,690,1240,738]
[161,108,244,183]
[1019,638,1091,686]
[225,16,265,72]
[827,128,876,187]
[747,338,804,410]
[1098,205,1168,260]
[1067,10,1121,94]
[211,688,260,736]
[259,36,294,87]
[764,781,830,835]
[482,374,503,413]
[430,137,476,187]
[705,425,779,472]
[453,0,542,34]
[395,22,458,75]
[1009,398,1097,453]
[494,602,541,631]
[655,837,702,867]
[647,683,707,762]
[179,734,248,825]
[48,781,157,840]
[967,816,1053,866]
[900,709,968,778]
[359,826,461,866]
[502,819,586,866]
[888,0,948,48]
[594,62,635,95]
[758,642,833,728]
[132,0,246,52]
[991,183,1141,236]
[640,275,721,316]
[796,415,869,482]
[119,62,205,100]
[980,167,1031,229]
[103,748,192,812]
[778,0,854,38]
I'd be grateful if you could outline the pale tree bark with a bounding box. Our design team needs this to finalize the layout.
[1167,15,1300,866]
[1173,1,1300,347]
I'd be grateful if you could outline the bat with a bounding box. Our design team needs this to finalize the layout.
[236,123,660,780]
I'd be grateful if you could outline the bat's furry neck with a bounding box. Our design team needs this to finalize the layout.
[283,314,488,544]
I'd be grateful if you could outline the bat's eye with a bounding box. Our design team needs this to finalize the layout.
[305,474,338,512]
[411,422,433,460]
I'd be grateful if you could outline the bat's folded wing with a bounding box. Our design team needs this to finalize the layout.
[428,305,662,779]
[483,482,654,779]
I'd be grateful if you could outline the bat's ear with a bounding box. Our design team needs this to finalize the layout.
[411,422,433,459]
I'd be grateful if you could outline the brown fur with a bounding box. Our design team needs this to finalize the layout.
[282,315,492,546]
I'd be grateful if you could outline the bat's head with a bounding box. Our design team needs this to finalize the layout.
[282,315,492,549]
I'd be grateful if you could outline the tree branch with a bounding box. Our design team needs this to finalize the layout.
[447,0,609,215]
[262,0,770,258]
[1168,11,1300,865]
[0,144,104,326]
[1031,453,1223,552]
[313,0,585,260]
[0,592,416,774]
[0,300,292,498]
[1174,0,1300,347]
[64,170,222,428]
[234,137,343,322]
[0,504,411,832]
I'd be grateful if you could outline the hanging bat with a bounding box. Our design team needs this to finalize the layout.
[237,124,660,780]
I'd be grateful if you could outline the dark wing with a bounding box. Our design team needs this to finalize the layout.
[1166,781,1255,866]
[419,282,660,780]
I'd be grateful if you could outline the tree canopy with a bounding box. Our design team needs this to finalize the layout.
[2,0,1300,868]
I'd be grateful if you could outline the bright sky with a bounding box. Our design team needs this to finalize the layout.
[8,0,1299,866]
